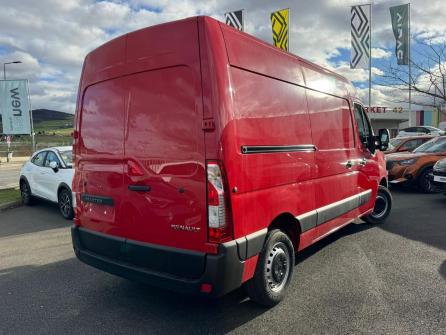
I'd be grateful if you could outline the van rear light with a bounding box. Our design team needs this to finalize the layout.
[207,161,232,243]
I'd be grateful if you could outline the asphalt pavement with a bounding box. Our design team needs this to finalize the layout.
[0,189,445,335]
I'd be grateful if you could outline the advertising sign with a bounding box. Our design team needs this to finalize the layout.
[0,80,32,134]
[390,4,410,65]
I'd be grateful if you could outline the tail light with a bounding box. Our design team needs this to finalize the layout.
[207,161,232,243]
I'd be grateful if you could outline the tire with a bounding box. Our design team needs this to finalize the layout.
[418,167,435,193]
[244,229,295,307]
[58,188,74,220]
[20,179,33,205]
[362,185,392,224]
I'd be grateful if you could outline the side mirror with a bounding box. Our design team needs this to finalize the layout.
[49,161,59,172]
[376,129,390,151]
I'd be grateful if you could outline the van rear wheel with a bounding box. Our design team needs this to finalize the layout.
[362,185,392,224]
[244,229,294,307]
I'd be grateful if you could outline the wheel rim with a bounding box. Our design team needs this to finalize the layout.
[59,192,71,217]
[371,193,388,219]
[265,242,290,293]
[20,182,29,202]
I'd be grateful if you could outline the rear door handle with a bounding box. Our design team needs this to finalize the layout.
[346,160,353,169]
[128,185,151,192]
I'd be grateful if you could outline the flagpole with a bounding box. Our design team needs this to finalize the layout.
[408,3,412,127]
[369,3,372,116]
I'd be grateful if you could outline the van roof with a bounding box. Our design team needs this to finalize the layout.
[82,16,356,99]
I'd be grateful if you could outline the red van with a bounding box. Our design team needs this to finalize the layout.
[72,16,391,306]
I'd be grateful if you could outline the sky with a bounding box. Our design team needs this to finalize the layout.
[1,0,446,114]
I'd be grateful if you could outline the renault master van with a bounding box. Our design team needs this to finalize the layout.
[72,16,391,306]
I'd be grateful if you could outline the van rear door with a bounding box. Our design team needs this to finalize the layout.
[122,66,207,251]
[77,18,207,252]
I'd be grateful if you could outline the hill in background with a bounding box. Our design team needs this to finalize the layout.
[0,109,74,134]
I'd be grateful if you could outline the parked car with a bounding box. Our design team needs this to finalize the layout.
[387,136,446,192]
[19,146,74,219]
[397,126,445,138]
[432,158,446,193]
[385,135,434,154]
[71,16,391,306]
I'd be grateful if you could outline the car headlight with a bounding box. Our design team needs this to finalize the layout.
[398,158,418,166]
[434,160,446,171]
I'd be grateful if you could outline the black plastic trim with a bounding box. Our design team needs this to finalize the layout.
[71,226,245,297]
[241,144,316,154]
[128,185,151,192]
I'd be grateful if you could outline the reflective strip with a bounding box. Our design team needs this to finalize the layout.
[296,189,372,232]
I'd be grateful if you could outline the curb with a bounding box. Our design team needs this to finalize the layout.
[0,200,22,212]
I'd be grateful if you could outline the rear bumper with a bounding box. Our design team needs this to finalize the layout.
[71,226,265,297]
[431,173,446,192]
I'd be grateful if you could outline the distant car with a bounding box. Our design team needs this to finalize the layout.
[19,146,74,219]
[432,158,446,193]
[385,135,434,154]
[386,136,446,192]
[397,126,445,138]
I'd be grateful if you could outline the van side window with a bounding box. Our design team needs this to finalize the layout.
[353,103,372,144]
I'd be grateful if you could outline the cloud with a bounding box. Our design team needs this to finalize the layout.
[0,0,445,114]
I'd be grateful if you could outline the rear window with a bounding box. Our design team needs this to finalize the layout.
[31,152,46,166]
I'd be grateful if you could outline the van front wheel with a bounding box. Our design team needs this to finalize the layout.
[244,229,294,307]
[362,185,392,224]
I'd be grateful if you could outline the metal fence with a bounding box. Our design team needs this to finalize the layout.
[0,141,72,158]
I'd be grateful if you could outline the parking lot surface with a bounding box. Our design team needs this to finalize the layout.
[0,189,445,335]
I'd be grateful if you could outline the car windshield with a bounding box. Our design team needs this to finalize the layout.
[59,150,73,167]
[389,138,404,149]
[413,137,446,153]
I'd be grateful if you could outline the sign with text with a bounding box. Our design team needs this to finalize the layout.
[365,107,404,114]
[0,80,31,134]
[390,4,409,65]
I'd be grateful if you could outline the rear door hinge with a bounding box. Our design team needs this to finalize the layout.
[202,119,215,131]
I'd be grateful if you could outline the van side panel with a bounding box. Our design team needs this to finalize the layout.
[222,67,316,238]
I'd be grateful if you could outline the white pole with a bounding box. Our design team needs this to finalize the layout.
[408,3,412,127]
[369,4,372,116]
[26,80,35,152]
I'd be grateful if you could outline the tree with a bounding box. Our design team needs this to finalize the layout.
[379,39,446,119]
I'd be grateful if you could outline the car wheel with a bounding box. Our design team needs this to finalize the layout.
[58,188,74,220]
[244,229,295,307]
[362,185,392,224]
[20,179,33,205]
[418,167,435,193]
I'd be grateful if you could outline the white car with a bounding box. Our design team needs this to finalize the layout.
[397,126,445,138]
[19,146,74,219]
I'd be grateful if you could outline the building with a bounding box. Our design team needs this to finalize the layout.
[366,106,446,137]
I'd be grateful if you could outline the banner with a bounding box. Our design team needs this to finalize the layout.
[390,4,409,65]
[271,8,289,51]
[0,80,32,134]
[350,5,370,69]
[225,10,244,31]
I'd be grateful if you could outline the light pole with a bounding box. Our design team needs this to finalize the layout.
[3,61,22,80]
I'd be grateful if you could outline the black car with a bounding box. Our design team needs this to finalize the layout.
[432,158,446,193]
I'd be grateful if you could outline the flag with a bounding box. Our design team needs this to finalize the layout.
[350,5,370,69]
[0,80,32,134]
[225,10,244,31]
[271,9,289,51]
[390,4,409,65]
